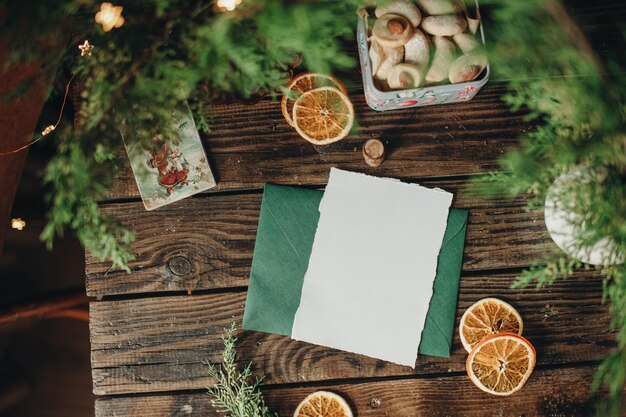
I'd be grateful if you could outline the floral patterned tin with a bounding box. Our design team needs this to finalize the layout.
[356,3,489,111]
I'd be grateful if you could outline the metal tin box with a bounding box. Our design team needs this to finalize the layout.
[357,3,489,111]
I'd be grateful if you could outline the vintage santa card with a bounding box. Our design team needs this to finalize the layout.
[121,105,216,210]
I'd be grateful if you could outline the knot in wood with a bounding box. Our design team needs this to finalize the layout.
[369,397,382,408]
[168,256,192,276]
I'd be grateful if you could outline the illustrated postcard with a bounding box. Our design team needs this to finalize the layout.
[121,105,216,210]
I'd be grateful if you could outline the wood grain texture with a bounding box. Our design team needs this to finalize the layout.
[90,270,615,395]
[85,178,553,297]
[104,82,532,200]
[94,365,612,417]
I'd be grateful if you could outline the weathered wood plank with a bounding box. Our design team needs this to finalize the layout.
[94,365,612,417]
[86,190,545,291]
[104,82,531,201]
[90,270,615,395]
[85,178,553,297]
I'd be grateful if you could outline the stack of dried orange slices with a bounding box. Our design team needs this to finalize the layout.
[459,297,536,396]
[281,72,355,145]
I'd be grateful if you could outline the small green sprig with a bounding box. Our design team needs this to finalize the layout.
[207,324,276,417]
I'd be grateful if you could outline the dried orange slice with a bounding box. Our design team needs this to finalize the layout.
[459,297,523,353]
[292,86,354,145]
[281,72,348,127]
[293,391,353,417]
[466,333,536,396]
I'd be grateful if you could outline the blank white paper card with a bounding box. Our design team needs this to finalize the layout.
[291,168,453,367]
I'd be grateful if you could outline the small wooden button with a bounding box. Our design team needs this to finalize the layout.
[362,139,385,167]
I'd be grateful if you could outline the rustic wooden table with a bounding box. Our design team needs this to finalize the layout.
[86,82,616,416]
[86,47,619,416]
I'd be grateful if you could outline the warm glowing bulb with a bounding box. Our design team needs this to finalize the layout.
[217,0,242,11]
[95,2,125,32]
[79,40,94,56]
[41,125,55,136]
[11,218,26,231]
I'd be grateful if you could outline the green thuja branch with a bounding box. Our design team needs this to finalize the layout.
[6,0,364,271]
[594,264,626,415]
[40,128,135,272]
[207,324,276,417]
[473,0,626,415]
[511,258,583,290]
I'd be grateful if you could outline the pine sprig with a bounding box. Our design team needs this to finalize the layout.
[207,324,276,417]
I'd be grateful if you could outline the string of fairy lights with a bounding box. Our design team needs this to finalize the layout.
[2,1,243,157]
[4,1,243,231]
[0,3,124,158]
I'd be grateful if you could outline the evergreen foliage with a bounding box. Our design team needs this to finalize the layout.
[207,324,276,417]
[478,1,626,414]
[3,0,362,271]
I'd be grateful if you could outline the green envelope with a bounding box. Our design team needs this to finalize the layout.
[242,184,468,358]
